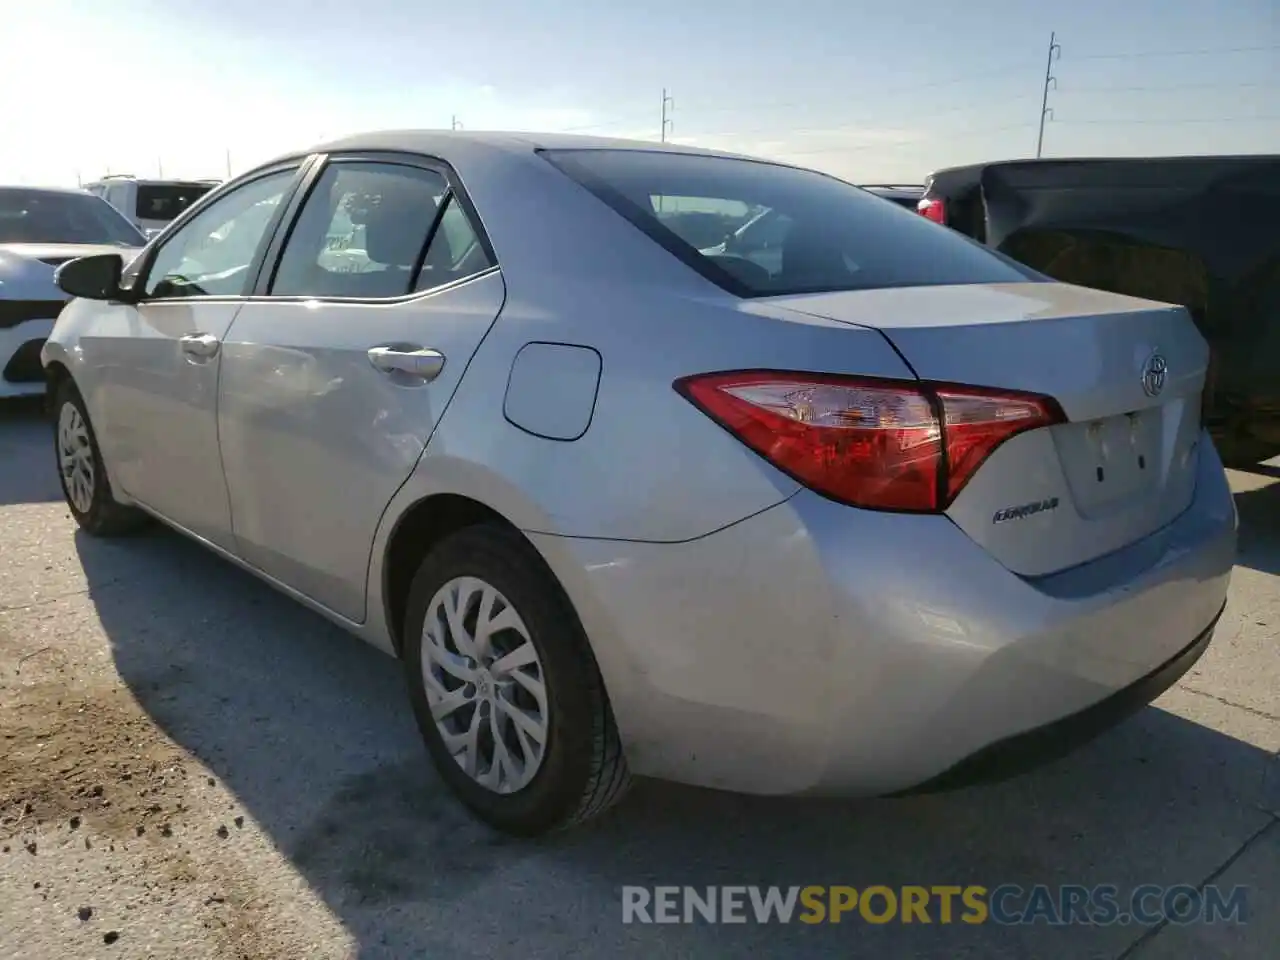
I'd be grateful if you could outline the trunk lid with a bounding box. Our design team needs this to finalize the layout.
[765,281,1208,577]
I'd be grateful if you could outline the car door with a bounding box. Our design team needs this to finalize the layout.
[96,164,307,551]
[216,154,503,621]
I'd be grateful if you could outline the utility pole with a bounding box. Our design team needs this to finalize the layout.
[1036,31,1061,159]
[158,157,164,177]
[451,115,462,131]
[660,88,674,142]
[226,148,232,178]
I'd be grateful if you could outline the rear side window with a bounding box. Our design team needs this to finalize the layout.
[135,183,214,222]
[271,161,493,299]
[412,196,493,292]
[543,149,1035,298]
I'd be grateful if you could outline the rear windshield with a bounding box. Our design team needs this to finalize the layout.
[543,149,1034,297]
[0,189,145,246]
[135,183,214,222]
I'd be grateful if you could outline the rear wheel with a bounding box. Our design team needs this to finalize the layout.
[53,379,146,536]
[402,524,631,835]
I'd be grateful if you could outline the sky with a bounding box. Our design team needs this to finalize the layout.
[3,0,1276,187]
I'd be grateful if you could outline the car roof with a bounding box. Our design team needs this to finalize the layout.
[0,184,92,196]
[269,129,775,170]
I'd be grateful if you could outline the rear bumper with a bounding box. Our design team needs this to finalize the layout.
[895,601,1223,795]
[532,434,1237,796]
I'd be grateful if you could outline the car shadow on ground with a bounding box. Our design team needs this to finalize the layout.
[0,397,59,505]
[1233,479,1280,578]
[73,524,1276,960]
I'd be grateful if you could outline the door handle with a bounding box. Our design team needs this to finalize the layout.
[179,333,220,359]
[367,345,446,381]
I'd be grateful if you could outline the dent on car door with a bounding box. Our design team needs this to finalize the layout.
[101,168,301,550]
[217,157,503,622]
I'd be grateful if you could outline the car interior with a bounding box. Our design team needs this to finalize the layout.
[274,181,489,299]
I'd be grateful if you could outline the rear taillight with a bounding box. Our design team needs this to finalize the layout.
[675,371,1064,512]
[917,196,946,224]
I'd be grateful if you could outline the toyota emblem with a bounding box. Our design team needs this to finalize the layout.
[1141,351,1168,397]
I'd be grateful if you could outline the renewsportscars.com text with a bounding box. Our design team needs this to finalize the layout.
[621,884,1249,926]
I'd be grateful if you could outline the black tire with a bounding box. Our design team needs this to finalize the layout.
[52,378,147,536]
[402,524,631,836]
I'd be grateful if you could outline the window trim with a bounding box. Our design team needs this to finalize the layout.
[252,150,499,305]
[128,159,315,304]
[407,188,455,288]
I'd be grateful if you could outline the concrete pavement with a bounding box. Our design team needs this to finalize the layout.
[1,397,1276,959]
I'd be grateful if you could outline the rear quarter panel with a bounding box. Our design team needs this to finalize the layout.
[408,145,923,542]
[419,284,919,542]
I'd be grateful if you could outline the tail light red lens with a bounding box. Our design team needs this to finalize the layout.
[675,372,1064,512]
[917,196,946,224]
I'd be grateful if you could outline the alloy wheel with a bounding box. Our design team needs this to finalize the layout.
[58,401,95,515]
[420,575,549,794]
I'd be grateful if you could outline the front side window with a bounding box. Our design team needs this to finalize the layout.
[144,171,294,299]
[0,188,145,246]
[544,149,1036,297]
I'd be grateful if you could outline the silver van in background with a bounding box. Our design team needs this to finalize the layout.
[83,175,220,238]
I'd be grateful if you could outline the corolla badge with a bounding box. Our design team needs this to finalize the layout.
[992,497,1059,524]
[1141,351,1168,397]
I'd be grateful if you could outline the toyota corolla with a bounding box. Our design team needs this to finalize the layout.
[42,132,1236,835]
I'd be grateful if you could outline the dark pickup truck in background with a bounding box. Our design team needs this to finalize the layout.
[917,155,1280,465]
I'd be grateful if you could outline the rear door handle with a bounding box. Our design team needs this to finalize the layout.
[367,345,446,382]
[179,333,220,359]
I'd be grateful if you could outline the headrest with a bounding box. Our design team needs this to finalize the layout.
[779,223,848,286]
[362,200,431,268]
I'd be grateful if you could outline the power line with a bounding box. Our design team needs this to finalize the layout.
[557,50,1276,139]
[751,121,1038,157]
[1054,115,1280,125]
[554,113,656,133]
[1054,80,1274,92]
[1059,80,1278,92]
[683,96,1038,142]
[548,60,1054,137]
[1068,43,1280,61]
[557,48,1273,137]
[680,62,1044,119]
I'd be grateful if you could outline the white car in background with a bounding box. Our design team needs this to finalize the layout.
[0,186,145,397]
[84,176,220,239]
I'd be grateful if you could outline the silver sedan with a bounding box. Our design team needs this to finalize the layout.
[42,132,1236,835]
